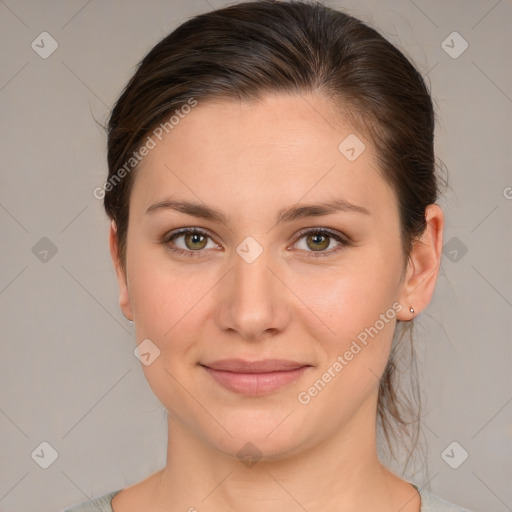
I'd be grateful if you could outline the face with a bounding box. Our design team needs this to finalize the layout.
[111,93,428,460]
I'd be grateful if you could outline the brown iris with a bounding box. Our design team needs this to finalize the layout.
[306,232,330,251]
[184,232,208,250]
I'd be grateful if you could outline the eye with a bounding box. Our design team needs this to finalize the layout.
[291,228,352,257]
[163,228,219,258]
[161,227,352,259]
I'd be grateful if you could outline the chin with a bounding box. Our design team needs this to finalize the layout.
[201,408,316,462]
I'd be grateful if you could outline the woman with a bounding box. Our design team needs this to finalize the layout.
[65,1,471,510]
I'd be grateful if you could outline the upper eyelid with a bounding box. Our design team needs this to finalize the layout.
[167,227,221,246]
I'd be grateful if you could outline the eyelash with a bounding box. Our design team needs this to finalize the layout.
[161,227,353,259]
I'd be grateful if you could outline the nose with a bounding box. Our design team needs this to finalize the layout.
[214,242,290,341]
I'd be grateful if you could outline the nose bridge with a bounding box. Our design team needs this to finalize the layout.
[214,235,288,339]
[234,239,274,297]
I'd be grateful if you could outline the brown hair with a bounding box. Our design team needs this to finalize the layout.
[104,0,445,471]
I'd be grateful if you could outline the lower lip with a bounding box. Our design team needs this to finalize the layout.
[202,366,310,395]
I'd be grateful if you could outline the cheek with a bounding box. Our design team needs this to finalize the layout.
[290,262,401,422]
[290,253,400,338]
[128,258,208,419]
[288,253,403,401]
[130,263,199,342]
[126,230,192,329]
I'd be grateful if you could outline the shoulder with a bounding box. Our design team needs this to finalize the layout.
[60,490,122,512]
[418,487,473,512]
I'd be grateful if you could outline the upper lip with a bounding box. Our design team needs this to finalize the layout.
[201,359,310,373]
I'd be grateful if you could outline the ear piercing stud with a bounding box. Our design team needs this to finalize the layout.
[397,306,415,323]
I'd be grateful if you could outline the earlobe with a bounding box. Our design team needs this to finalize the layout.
[397,204,444,321]
[109,220,134,322]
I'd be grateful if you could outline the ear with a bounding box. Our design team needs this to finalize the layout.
[397,204,444,321]
[109,220,134,322]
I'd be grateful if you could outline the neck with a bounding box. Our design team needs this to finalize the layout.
[145,394,409,512]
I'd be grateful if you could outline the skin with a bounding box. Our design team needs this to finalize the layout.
[109,92,443,512]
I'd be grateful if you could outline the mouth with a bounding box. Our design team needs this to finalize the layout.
[199,359,312,395]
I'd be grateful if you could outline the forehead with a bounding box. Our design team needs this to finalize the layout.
[130,93,395,221]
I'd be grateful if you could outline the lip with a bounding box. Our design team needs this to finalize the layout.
[200,359,312,395]
[203,358,308,373]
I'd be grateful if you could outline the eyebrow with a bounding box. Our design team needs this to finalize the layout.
[145,197,370,224]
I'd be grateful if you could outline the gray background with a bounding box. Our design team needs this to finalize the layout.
[0,1,511,511]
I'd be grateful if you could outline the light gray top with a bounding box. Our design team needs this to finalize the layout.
[61,483,473,511]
